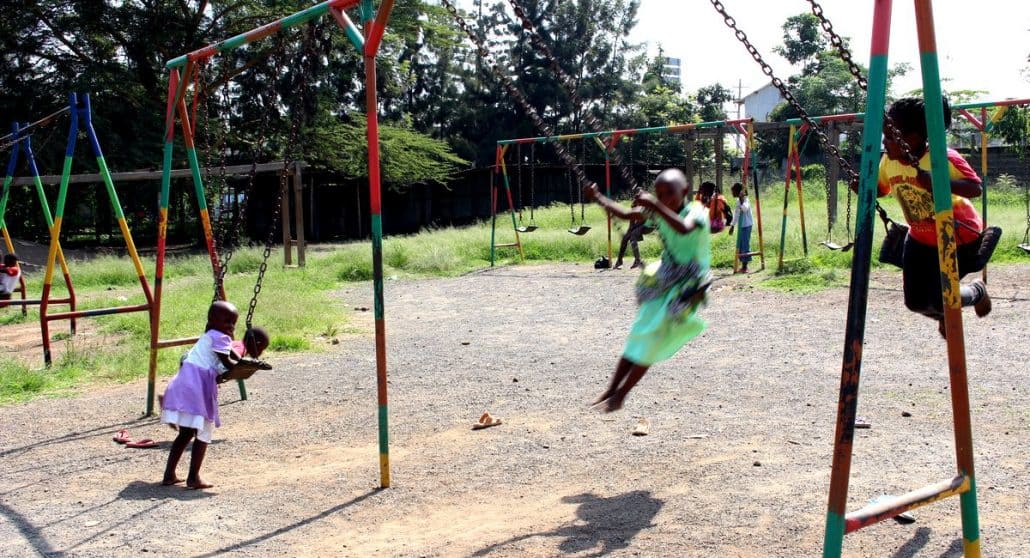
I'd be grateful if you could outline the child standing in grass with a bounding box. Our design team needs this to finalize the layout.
[728,182,754,273]
[877,96,1000,337]
[584,169,711,412]
[698,181,732,233]
[0,253,21,300]
[161,301,255,489]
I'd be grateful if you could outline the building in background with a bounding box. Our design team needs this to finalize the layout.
[741,82,784,122]
[662,56,681,86]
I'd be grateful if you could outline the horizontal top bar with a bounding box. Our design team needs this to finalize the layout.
[165,0,361,68]
[12,160,304,186]
[0,106,71,143]
[497,118,752,145]
[783,97,1030,126]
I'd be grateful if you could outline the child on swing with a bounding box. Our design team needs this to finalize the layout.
[698,181,732,233]
[584,169,711,412]
[878,96,1000,337]
[160,301,269,489]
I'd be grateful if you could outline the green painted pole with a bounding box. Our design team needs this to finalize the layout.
[914,1,981,555]
[822,1,893,555]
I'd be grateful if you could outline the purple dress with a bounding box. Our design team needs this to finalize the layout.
[160,330,232,441]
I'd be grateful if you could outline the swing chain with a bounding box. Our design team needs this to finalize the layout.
[710,0,859,190]
[246,24,316,328]
[213,44,281,303]
[529,143,536,221]
[806,0,923,171]
[516,143,523,221]
[443,0,588,188]
[504,0,639,191]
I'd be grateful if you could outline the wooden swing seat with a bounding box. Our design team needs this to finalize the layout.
[567,225,591,236]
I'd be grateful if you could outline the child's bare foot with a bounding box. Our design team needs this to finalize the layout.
[162,476,184,486]
[603,395,625,413]
[186,479,213,490]
[591,390,614,407]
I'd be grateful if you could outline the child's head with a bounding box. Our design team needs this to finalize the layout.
[653,169,688,210]
[207,301,239,337]
[884,96,952,160]
[731,182,744,197]
[700,181,716,197]
[2,253,17,267]
[243,326,270,358]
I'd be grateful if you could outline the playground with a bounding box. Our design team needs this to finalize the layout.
[1,263,1028,556]
[4,0,1030,555]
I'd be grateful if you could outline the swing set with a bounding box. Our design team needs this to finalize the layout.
[153,0,396,490]
[711,0,1011,554]
[492,118,760,266]
[2,95,154,367]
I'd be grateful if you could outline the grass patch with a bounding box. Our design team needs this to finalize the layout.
[4,176,1027,404]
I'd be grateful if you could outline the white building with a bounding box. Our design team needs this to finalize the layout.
[662,57,681,86]
[741,82,784,122]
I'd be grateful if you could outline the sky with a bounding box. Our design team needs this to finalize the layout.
[455,0,1030,105]
[629,1,1030,104]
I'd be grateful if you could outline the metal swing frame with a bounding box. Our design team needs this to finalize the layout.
[153,0,396,489]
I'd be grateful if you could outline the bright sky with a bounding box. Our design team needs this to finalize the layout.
[629,1,1030,104]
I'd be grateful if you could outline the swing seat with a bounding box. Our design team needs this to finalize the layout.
[517,225,538,233]
[821,240,854,252]
[1019,243,1030,254]
[567,225,591,236]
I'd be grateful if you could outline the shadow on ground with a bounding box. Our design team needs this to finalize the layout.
[473,490,663,557]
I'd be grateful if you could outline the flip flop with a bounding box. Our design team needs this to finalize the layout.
[631,417,651,436]
[472,412,502,430]
[855,417,872,429]
[113,429,132,444]
[125,439,159,449]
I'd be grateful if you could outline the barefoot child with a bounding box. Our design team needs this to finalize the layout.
[878,96,1000,337]
[161,301,247,489]
[727,182,754,273]
[584,169,712,412]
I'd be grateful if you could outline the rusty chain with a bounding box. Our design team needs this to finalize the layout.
[504,0,639,191]
[806,0,923,170]
[442,0,589,188]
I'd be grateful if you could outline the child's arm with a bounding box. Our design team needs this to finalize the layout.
[583,184,646,222]
[914,169,981,198]
[215,351,242,383]
[633,191,694,235]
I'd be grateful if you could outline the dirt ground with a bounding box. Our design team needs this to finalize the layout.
[1,263,1028,557]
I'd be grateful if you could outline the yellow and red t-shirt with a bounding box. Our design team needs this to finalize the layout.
[877,148,982,246]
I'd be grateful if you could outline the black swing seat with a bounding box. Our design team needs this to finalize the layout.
[567,225,591,236]
[1018,243,1030,254]
[517,225,538,233]
[821,240,854,252]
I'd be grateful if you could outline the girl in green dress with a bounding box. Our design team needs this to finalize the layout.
[584,169,712,413]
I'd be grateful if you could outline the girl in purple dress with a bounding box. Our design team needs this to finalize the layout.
[161,301,242,489]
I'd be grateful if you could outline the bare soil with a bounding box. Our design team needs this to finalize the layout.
[1,263,1028,557]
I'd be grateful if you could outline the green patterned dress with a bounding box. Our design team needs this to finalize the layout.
[622,200,712,366]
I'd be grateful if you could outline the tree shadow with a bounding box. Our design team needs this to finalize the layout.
[891,526,964,558]
[193,489,382,557]
[0,418,160,460]
[473,490,664,557]
[0,500,58,556]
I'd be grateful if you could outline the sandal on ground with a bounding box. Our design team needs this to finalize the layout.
[113,429,132,444]
[472,412,502,430]
[124,439,159,449]
[631,417,651,436]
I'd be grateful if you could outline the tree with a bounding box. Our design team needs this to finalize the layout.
[773,14,826,75]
